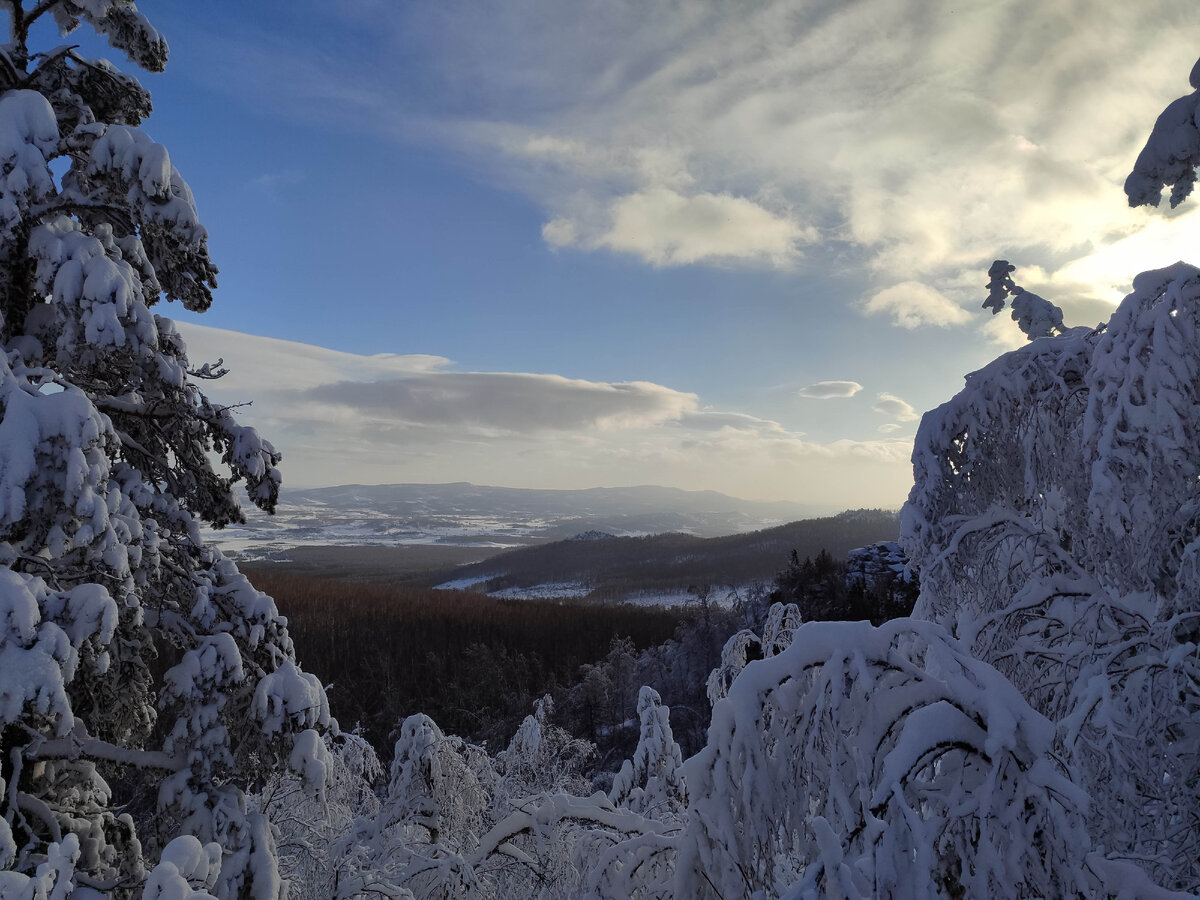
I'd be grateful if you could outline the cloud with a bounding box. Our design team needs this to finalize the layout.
[679,410,792,433]
[873,392,919,422]
[175,323,914,506]
[186,0,1200,306]
[878,423,903,433]
[863,282,972,329]
[549,188,815,268]
[173,323,450,389]
[399,1,1200,302]
[979,311,1028,350]
[302,373,696,434]
[541,217,577,247]
[797,380,863,399]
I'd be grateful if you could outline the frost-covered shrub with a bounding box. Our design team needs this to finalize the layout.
[494,694,594,805]
[332,714,495,898]
[255,730,383,900]
[705,600,800,704]
[326,704,613,900]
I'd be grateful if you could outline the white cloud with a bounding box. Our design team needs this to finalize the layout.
[192,1,1200,306]
[550,187,814,268]
[679,410,793,434]
[249,169,304,193]
[980,311,1028,351]
[541,217,577,247]
[863,282,972,329]
[797,380,863,399]
[1051,206,1200,303]
[878,423,903,433]
[873,392,919,422]
[407,1,1199,304]
[176,323,450,388]
[302,373,696,434]
[180,323,698,438]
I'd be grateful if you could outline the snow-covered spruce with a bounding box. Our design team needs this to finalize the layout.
[902,262,1200,891]
[0,3,329,896]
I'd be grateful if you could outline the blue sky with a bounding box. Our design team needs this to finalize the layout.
[61,1,1200,507]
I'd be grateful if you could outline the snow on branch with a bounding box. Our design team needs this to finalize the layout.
[984,259,1065,340]
[674,618,1092,900]
[904,261,1200,891]
[1126,55,1200,208]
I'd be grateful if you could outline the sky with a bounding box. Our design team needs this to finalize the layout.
[61,1,1200,507]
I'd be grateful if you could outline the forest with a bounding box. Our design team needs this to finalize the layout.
[243,570,695,755]
[1,3,1199,899]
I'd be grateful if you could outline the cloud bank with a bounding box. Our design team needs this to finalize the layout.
[252,0,1197,323]
[178,323,913,506]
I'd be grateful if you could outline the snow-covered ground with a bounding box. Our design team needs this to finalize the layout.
[432,575,497,591]
[618,587,753,609]
[490,582,592,600]
[432,576,592,599]
[206,499,547,555]
[432,583,755,606]
[619,589,701,608]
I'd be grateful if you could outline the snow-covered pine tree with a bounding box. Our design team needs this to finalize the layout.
[0,3,330,897]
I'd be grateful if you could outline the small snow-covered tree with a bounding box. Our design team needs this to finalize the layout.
[493,695,592,803]
[330,713,497,898]
[0,3,330,896]
[256,730,383,900]
[609,686,686,821]
[330,707,640,900]
[982,259,1066,339]
[705,600,800,704]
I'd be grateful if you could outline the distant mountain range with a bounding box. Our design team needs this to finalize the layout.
[211,482,830,558]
